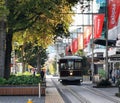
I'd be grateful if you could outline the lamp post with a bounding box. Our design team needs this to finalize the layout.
[63,36,72,56]
[55,37,63,74]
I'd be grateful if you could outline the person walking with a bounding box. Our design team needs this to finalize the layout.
[40,69,45,82]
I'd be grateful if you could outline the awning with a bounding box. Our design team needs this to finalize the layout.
[28,65,34,69]
[94,39,116,46]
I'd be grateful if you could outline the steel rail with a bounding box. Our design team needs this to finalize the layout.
[52,78,91,103]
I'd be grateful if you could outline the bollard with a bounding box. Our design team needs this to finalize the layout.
[39,83,41,98]
[27,99,33,103]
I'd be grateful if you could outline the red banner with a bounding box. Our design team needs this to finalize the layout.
[94,14,104,39]
[72,38,78,54]
[78,33,83,50]
[108,0,120,29]
[83,26,92,48]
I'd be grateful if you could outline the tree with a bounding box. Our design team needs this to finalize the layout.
[0,0,8,77]
[4,0,79,79]
[13,29,52,72]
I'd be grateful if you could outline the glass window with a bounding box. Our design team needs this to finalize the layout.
[75,61,82,69]
[59,59,67,69]
[68,60,74,69]
[60,63,67,69]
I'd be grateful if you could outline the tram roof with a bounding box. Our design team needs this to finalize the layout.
[59,56,82,60]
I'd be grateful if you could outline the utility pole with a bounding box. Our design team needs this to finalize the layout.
[105,0,109,79]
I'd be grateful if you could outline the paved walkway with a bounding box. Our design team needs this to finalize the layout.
[0,96,45,103]
[45,78,64,103]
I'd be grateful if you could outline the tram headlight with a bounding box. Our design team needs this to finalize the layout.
[70,72,73,76]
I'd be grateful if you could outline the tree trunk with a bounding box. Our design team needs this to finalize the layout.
[21,44,25,73]
[4,28,13,79]
[37,53,41,73]
[0,19,6,77]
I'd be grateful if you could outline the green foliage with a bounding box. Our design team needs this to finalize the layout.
[66,0,79,6]
[82,56,88,67]
[49,63,56,75]
[98,69,106,79]
[0,77,7,85]
[97,79,112,87]
[116,79,120,87]
[55,23,68,38]
[0,0,9,19]
[22,71,32,76]
[0,75,40,86]
[16,71,40,76]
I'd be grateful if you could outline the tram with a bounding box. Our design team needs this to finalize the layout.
[58,55,83,83]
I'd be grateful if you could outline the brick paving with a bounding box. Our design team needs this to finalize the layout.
[45,87,64,103]
[45,77,64,103]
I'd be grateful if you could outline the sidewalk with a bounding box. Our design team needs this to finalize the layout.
[45,77,64,103]
[0,96,45,103]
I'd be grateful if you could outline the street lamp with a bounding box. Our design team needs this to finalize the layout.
[55,37,63,74]
[63,36,72,56]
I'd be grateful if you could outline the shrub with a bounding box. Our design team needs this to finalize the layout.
[0,77,7,85]
[97,79,112,87]
[116,79,120,87]
[0,75,41,86]
[98,69,106,79]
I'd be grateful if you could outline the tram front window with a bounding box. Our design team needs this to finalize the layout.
[68,60,74,69]
[60,63,67,69]
[75,62,82,69]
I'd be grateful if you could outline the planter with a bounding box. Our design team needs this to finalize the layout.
[0,85,46,96]
[0,86,38,96]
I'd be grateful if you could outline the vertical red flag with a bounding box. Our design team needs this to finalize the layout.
[83,26,92,48]
[94,14,104,39]
[108,0,120,29]
[72,38,78,54]
[78,33,83,50]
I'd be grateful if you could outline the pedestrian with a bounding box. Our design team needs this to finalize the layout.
[40,69,45,82]
[32,68,35,76]
[112,69,116,84]
[109,69,112,79]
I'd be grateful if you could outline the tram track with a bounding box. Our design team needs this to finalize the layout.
[66,88,91,103]
[51,78,91,103]
[52,78,120,103]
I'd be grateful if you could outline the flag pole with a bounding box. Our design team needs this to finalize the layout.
[91,0,94,82]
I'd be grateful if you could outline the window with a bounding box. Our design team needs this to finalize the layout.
[68,60,74,69]
[60,63,67,69]
[75,62,82,69]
